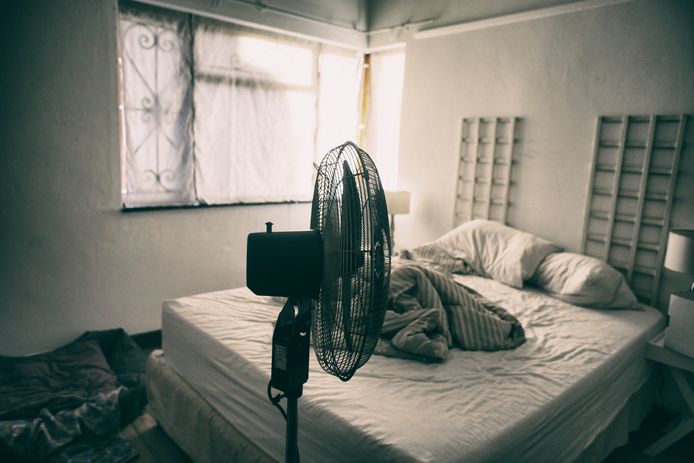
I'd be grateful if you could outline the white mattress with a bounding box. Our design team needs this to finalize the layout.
[161,276,664,463]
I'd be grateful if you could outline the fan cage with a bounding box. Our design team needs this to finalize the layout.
[310,141,392,381]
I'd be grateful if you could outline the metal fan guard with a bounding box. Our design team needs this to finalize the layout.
[310,141,392,381]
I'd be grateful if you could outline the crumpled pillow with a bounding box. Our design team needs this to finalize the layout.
[432,219,561,288]
[531,252,641,309]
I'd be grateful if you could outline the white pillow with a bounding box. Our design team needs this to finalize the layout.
[434,220,561,288]
[532,252,640,309]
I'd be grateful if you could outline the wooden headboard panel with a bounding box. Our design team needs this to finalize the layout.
[453,117,518,226]
[581,114,688,305]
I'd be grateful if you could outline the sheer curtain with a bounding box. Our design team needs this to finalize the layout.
[316,49,363,159]
[363,49,406,191]
[118,6,196,207]
[193,22,318,204]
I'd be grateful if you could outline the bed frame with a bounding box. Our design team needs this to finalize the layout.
[148,114,686,462]
[146,338,656,463]
[146,350,273,463]
[454,116,519,226]
[581,114,688,305]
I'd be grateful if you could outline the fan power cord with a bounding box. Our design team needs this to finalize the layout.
[266,382,301,463]
[267,381,288,420]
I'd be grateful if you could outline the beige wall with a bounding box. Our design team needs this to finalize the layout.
[385,0,694,309]
[0,0,321,354]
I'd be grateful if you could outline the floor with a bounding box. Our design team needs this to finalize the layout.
[603,407,694,463]
[125,406,694,463]
[123,411,192,463]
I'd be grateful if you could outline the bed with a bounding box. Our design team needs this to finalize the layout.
[147,259,664,462]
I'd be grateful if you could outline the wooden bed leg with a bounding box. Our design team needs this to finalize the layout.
[644,368,694,456]
[644,415,694,456]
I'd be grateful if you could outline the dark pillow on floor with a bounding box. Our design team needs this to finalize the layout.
[76,329,147,425]
[77,329,146,389]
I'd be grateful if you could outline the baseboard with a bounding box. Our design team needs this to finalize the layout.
[132,330,162,351]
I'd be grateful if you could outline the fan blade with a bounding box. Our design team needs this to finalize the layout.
[341,275,352,351]
[322,197,340,344]
[341,160,363,275]
[340,160,363,351]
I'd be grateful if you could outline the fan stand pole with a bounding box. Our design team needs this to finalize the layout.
[270,298,311,463]
[286,396,299,463]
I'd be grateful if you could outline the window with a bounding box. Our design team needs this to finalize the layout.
[117,3,362,208]
[364,49,406,191]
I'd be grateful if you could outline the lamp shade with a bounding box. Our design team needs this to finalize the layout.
[385,191,411,215]
[664,229,694,275]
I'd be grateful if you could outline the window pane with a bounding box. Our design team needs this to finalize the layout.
[193,21,317,204]
[118,6,195,207]
[118,4,366,208]
[364,50,406,190]
[194,81,315,203]
[195,25,315,87]
[317,49,362,158]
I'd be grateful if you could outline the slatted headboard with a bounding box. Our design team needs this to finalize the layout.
[454,117,519,226]
[581,114,688,305]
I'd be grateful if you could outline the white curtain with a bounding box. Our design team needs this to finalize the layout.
[119,6,362,207]
[316,49,363,159]
[193,22,318,204]
[119,7,196,207]
[364,49,406,191]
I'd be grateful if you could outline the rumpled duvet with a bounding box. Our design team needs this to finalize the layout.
[376,264,525,362]
[0,329,146,463]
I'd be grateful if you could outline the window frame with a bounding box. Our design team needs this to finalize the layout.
[117,2,364,211]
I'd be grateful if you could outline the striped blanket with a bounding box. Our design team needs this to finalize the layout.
[375,264,525,362]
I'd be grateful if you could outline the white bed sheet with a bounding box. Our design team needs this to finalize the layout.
[162,276,664,463]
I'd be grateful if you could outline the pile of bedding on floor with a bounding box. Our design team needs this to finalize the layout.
[0,329,146,463]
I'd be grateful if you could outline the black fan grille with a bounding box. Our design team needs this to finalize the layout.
[310,142,391,381]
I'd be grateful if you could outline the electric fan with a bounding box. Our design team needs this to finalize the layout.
[246,141,391,463]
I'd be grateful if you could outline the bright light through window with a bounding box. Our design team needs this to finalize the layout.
[365,50,406,191]
[117,3,363,208]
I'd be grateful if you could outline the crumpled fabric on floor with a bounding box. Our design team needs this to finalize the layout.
[0,329,145,462]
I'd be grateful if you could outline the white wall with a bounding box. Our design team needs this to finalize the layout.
[0,0,335,355]
[380,0,694,309]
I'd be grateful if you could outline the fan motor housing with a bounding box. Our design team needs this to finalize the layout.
[247,229,324,299]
